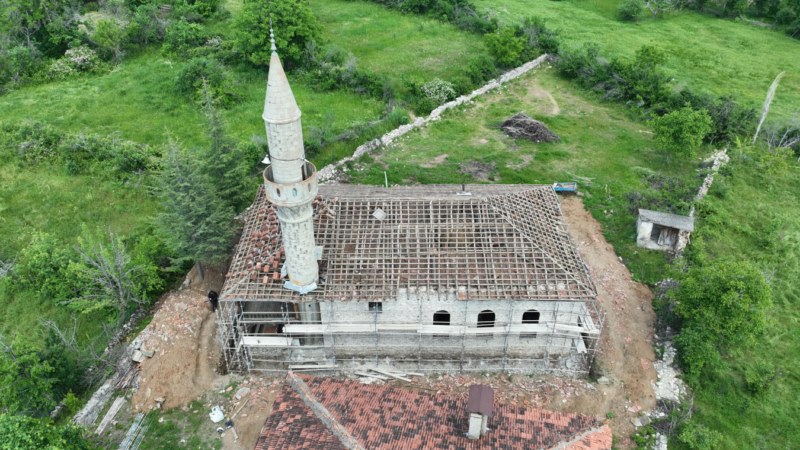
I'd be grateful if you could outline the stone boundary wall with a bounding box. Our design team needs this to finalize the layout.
[318,54,552,183]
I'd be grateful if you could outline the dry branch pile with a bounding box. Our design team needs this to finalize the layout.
[501,113,560,143]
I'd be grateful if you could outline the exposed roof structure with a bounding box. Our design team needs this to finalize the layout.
[255,374,612,450]
[638,208,695,232]
[223,184,596,302]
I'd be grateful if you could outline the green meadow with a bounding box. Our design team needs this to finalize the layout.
[311,0,490,85]
[473,0,800,121]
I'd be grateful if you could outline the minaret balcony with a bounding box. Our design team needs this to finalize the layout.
[263,161,319,207]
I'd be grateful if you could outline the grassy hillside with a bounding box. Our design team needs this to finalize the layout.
[687,156,800,448]
[0,52,384,149]
[473,0,800,121]
[311,0,490,85]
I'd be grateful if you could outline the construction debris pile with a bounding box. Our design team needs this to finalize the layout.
[501,112,560,143]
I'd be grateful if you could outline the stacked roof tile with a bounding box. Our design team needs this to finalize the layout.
[255,374,612,450]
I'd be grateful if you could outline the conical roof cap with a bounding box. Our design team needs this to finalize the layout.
[263,48,301,124]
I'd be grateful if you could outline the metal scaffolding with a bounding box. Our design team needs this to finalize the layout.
[218,184,604,375]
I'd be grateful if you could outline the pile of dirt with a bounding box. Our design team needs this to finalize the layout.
[500,112,560,143]
[132,288,220,411]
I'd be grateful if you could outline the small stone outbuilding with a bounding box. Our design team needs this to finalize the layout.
[636,209,694,252]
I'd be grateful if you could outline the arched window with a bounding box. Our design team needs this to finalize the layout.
[522,310,540,324]
[477,310,495,328]
[433,310,450,326]
[521,309,540,338]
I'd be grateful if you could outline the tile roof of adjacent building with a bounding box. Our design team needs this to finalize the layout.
[255,374,612,450]
[223,184,596,302]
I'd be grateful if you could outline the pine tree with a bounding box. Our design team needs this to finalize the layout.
[200,83,253,212]
[155,141,235,265]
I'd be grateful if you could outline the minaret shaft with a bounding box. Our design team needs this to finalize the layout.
[262,38,319,294]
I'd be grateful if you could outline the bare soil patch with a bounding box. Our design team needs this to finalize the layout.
[526,83,561,115]
[507,153,534,170]
[558,196,657,444]
[458,161,497,181]
[420,153,448,168]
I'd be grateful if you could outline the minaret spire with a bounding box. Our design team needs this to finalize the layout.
[262,27,319,294]
[269,19,277,54]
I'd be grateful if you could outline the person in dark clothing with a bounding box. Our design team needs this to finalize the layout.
[208,290,219,313]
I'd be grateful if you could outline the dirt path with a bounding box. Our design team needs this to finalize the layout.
[558,196,657,444]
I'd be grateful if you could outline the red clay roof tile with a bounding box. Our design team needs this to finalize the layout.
[256,375,610,450]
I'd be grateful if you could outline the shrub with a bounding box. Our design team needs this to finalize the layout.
[92,18,126,62]
[757,145,796,176]
[164,19,207,56]
[234,0,322,68]
[520,16,559,54]
[46,46,101,80]
[674,260,772,381]
[175,57,238,105]
[189,0,222,18]
[651,106,713,155]
[11,233,80,302]
[618,0,645,21]
[420,78,457,105]
[2,121,62,164]
[408,78,457,113]
[127,4,167,45]
[465,54,498,84]
[678,421,723,450]
[484,27,526,67]
[0,414,94,449]
[743,361,777,396]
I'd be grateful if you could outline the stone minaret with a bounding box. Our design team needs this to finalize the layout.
[262,29,319,294]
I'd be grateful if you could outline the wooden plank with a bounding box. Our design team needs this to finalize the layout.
[288,364,338,370]
[370,368,412,382]
[355,371,387,380]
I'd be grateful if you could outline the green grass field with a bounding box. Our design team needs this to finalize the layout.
[311,0,490,85]
[473,0,800,122]
[685,153,800,448]
[0,52,384,150]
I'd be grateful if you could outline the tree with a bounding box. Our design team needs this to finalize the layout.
[65,230,162,325]
[155,141,236,265]
[200,85,252,212]
[651,106,713,155]
[233,0,322,67]
[0,413,94,450]
[674,260,772,380]
[92,18,125,62]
